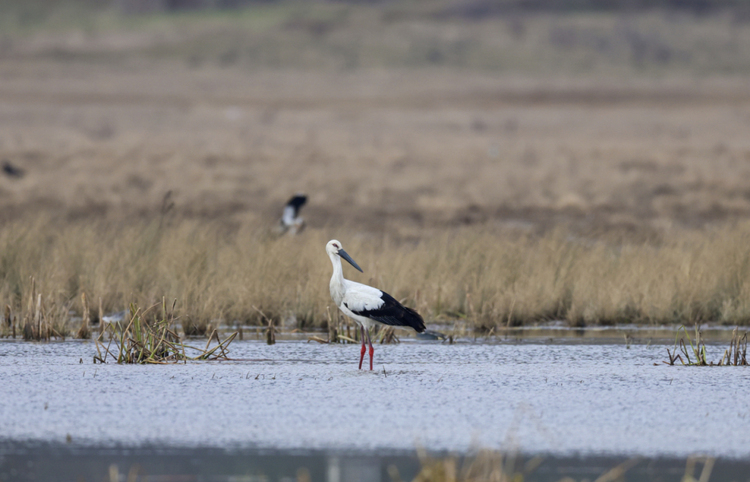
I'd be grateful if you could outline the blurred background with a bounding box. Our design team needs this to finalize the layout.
[2,0,750,241]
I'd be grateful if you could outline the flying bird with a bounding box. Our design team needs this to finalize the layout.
[277,194,307,234]
[326,239,425,370]
[2,160,24,179]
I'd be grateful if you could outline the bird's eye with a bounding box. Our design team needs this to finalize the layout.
[333,243,339,248]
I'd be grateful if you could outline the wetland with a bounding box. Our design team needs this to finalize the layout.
[3,1,750,479]
[1,335,749,480]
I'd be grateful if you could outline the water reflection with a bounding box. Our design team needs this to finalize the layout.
[1,443,747,482]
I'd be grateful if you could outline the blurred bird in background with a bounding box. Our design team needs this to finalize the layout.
[2,160,24,179]
[276,194,307,235]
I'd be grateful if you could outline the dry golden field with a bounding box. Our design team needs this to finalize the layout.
[4,218,750,334]
[3,3,750,331]
[3,60,750,238]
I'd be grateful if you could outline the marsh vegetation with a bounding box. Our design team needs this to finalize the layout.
[2,5,749,482]
[413,451,717,482]
[664,324,748,366]
[2,219,750,334]
[3,2,750,334]
[93,299,237,363]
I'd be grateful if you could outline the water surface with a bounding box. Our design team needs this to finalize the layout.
[1,338,748,459]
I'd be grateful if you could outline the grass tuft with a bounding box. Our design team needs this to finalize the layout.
[76,292,91,340]
[94,298,237,364]
[181,316,210,337]
[719,328,748,366]
[665,324,748,366]
[412,450,713,482]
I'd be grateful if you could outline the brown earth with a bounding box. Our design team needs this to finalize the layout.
[2,57,750,241]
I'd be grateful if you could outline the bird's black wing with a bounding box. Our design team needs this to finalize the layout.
[285,195,307,215]
[346,291,425,333]
[2,161,24,178]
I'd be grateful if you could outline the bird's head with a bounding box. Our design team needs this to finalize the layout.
[326,240,363,272]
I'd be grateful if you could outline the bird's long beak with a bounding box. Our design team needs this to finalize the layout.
[338,249,363,273]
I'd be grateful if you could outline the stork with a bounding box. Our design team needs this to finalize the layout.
[277,194,307,235]
[326,240,425,370]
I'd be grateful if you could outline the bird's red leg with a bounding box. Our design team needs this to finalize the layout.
[367,329,374,371]
[358,326,366,370]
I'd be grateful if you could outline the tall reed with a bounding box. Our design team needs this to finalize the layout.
[2,216,750,332]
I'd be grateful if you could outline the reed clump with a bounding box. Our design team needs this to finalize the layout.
[722,327,748,366]
[4,217,750,332]
[412,449,537,482]
[2,305,14,338]
[665,324,748,366]
[0,276,72,341]
[95,300,236,364]
[181,316,211,337]
[76,292,91,339]
[411,450,712,482]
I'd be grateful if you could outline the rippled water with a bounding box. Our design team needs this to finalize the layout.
[1,338,749,459]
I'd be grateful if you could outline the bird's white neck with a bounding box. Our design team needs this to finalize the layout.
[329,252,346,306]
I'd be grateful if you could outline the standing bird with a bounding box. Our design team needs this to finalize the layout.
[277,194,307,235]
[326,240,425,370]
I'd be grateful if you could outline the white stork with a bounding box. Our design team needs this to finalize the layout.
[277,195,307,235]
[326,240,426,370]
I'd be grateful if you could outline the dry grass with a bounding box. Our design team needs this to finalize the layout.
[2,217,750,333]
[94,299,237,363]
[411,450,714,482]
[2,4,750,333]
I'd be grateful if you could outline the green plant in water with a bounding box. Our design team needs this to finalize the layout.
[666,324,709,366]
[719,327,748,366]
[665,324,748,366]
[94,298,237,364]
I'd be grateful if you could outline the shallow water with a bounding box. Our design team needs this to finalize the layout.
[1,338,749,459]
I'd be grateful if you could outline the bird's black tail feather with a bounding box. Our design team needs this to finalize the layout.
[402,305,426,333]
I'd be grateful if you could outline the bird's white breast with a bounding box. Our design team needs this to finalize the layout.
[341,280,384,312]
[281,205,296,226]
